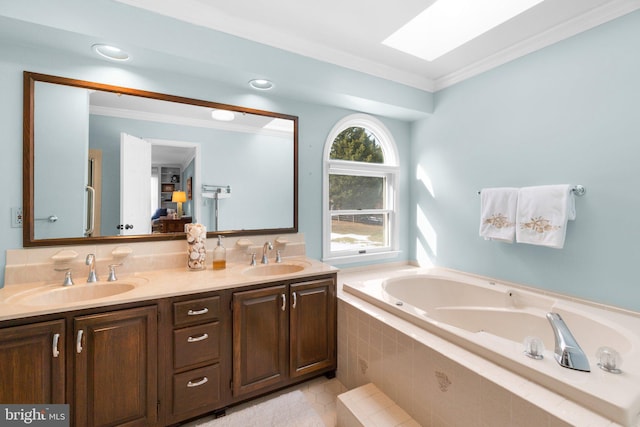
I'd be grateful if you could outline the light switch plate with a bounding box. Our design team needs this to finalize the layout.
[11,207,23,228]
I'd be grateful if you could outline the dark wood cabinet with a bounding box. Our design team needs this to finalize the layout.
[165,293,228,425]
[290,278,336,378]
[152,216,192,233]
[74,306,158,427]
[232,284,288,397]
[232,276,336,399]
[0,319,65,404]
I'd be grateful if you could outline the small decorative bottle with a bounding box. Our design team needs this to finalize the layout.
[212,235,226,270]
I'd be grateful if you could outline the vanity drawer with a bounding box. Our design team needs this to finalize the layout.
[174,322,220,369]
[173,296,220,326]
[173,364,221,415]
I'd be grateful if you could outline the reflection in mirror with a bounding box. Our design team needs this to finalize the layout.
[24,72,298,247]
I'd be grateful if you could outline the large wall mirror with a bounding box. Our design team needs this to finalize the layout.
[23,72,298,247]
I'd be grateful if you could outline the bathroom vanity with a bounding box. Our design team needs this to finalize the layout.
[0,260,337,427]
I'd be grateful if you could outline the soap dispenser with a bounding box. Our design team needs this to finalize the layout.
[212,235,226,270]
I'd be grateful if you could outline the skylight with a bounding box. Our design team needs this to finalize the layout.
[383,0,545,61]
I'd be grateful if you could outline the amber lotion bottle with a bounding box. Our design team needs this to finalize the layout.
[212,235,226,270]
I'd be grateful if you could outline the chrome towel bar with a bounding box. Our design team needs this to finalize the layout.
[477,185,585,196]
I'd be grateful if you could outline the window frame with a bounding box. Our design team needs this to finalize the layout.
[322,114,400,263]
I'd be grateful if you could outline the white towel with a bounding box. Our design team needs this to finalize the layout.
[479,187,518,242]
[516,185,576,249]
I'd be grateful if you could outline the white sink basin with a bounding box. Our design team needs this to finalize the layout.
[12,282,138,306]
[242,262,308,277]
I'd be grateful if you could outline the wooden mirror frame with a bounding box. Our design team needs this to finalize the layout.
[23,71,298,247]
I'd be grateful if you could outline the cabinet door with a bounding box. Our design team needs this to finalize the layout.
[74,306,157,427]
[0,320,65,403]
[290,278,336,378]
[232,284,287,397]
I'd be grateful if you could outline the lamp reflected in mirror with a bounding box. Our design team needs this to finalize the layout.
[172,191,187,218]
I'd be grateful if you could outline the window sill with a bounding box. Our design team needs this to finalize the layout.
[323,250,401,265]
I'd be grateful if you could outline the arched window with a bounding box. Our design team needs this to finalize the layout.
[322,114,399,262]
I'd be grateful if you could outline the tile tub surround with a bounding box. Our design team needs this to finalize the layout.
[337,266,632,427]
[4,233,307,287]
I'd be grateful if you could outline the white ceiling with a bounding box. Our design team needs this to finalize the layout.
[115,0,640,91]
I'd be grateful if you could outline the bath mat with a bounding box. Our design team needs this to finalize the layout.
[193,390,325,427]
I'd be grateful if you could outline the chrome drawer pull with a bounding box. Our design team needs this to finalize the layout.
[187,333,209,343]
[281,293,286,311]
[76,330,84,354]
[52,333,60,358]
[187,377,208,388]
[292,292,297,309]
[187,308,209,316]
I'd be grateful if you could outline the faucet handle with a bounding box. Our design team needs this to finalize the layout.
[249,253,257,266]
[54,266,74,286]
[107,264,122,282]
[275,250,282,263]
[63,271,74,286]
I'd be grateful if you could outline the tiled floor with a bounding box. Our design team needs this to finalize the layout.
[296,376,347,426]
[185,376,347,426]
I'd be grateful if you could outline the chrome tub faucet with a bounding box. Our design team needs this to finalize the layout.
[546,312,590,372]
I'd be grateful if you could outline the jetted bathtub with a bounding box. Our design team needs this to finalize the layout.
[343,268,640,426]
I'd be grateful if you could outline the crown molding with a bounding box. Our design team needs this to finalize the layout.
[115,0,640,94]
[434,0,640,91]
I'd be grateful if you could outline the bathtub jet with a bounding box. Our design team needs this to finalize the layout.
[546,312,590,372]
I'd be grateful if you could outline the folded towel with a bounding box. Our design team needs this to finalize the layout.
[479,187,518,242]
[516,185,576,249]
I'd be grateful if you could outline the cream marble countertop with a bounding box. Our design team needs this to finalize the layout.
[0,256,338,322]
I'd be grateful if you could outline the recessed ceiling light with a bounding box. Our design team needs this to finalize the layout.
[383,0,544,61]
[249,79,274,91]
[211,109,235,121]
[92,44,131,61]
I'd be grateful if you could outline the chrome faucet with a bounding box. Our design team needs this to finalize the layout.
[107,264,121,282]
[55,267,74,286]
[546,312,590,372]
[261,241,273,264]
[62,271,74,286]
[85,254,98,283]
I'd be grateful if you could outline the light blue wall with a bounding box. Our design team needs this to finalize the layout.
[411,10,640,311]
